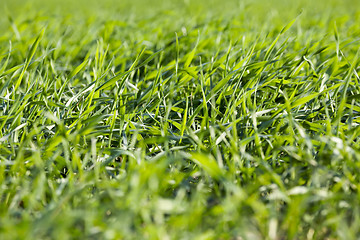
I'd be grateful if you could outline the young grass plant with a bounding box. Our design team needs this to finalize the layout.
[1,0,360,239]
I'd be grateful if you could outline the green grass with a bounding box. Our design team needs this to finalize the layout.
[1,0,360,239]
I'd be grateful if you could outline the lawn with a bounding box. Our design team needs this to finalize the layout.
[1,0,360,239]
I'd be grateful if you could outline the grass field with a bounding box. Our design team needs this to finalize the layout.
[1,0,360,239]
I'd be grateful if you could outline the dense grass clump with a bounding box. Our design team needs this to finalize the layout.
[1,0,360,239]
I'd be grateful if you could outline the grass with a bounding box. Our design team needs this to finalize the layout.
[1,0,360,239]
